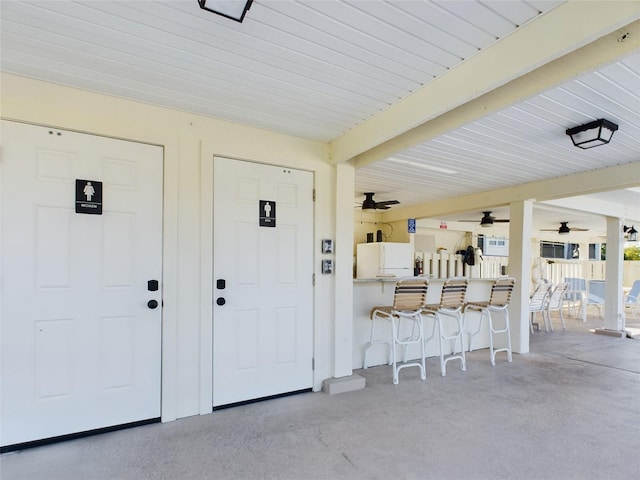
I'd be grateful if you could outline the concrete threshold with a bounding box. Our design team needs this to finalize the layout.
[322,374,366,395]
[593,328,626,338]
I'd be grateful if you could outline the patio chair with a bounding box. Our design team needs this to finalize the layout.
[564,277,587,321]
[587,280,605,318]
[545,282,570,330]
[422,277,468,376]
[363,277,429,384]
[624,280,640,320]
[463,277,515,365]
[530,282,551,333]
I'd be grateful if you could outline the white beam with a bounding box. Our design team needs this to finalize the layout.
[331,4,640,166]
[379,161,640,223]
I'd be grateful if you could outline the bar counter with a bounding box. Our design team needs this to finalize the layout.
[353,277,497,369]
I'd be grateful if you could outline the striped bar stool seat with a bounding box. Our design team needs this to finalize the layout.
[363,277,429,384]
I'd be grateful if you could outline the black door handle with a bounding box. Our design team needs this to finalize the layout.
[147,299,159,309]
[216,297,226,306]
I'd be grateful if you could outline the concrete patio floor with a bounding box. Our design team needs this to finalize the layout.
[2,312,639,480]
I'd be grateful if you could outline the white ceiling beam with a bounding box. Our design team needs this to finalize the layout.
[541,196,640,225]
[380,161,640,222]
[330,2,640,166]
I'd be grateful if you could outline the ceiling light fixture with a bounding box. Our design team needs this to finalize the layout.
[566,118,618,149]
[198,0,253,23]
[624,225,638,242]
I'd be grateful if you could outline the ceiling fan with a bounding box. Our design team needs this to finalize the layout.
[458,211,509,227]
[359,192,400,210]
[541,222,589,235]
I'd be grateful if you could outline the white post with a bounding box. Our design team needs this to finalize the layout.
[601,216,624,332]
[334,163,355,378]
[508,200,533,354]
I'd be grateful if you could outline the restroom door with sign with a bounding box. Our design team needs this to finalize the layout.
[212,157,314,407]
[0,121,163,448]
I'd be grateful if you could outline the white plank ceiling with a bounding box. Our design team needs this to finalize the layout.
[2,0,639,238]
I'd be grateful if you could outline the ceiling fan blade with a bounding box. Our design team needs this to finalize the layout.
[375,200,400,206]
[376,205,391,210]
[494,219,510,223]
[571,227,590,231]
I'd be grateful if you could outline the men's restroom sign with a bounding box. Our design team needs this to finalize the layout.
[75,179,103,215]
[259,200,276,227]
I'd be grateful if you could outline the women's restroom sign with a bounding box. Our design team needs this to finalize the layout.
[75,179,103,214]
[259,200,276,227]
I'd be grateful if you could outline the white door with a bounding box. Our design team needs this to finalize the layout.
[213,157,313,407]
[0,121,163,447]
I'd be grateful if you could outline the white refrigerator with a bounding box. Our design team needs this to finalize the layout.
[356,242,414,279]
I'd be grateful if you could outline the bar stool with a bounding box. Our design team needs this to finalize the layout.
[464,277,515,365]
[363,277,429,384]
[422,277,468,376]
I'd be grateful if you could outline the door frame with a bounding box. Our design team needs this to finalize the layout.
[0,119,165,446]
[200,152,317,414]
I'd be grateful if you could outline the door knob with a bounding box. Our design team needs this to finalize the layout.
[147,299,159,309]
[216,297,226,306]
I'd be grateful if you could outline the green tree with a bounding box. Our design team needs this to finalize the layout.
[624,246,640,261]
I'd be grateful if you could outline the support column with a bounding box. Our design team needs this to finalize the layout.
[323,162,366,394]
[598,216,624,334]
[508,200,533,354]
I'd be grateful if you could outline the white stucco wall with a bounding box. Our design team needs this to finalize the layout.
[1,73,343,422]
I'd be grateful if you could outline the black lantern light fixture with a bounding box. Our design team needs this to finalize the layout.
[624,225,638,242]
[198,0,253,23]
[566,119,619,149]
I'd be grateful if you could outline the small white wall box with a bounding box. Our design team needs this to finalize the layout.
[322,259,333,274]
[322,239,333,254]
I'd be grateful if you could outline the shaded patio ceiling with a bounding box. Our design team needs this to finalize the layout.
[2,1,639,239]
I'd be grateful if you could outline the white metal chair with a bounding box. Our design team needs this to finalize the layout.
[363,277,429,384]
[587,280,605,318]
[545,282,569,330]
[564,277,587,321]
[422,277,468,376]
[624,280,640,320]
[463,277,515,365]
[529,282,552,333]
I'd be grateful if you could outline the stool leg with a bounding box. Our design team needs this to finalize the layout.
[504,310,513,362]
[437,314,446,376]
[456,312,466,371]
[418,316,426,380]
[391,316,399,385]
[489,309,512,364]
[488,311,496,366]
